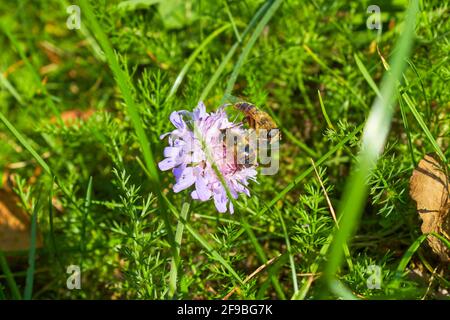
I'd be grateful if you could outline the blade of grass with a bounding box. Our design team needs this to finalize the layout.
[277,208,298,294]
[296,65,316,116]
[80,176,93,269]
[60,0,106,62]
[117,0,162,12]
[0,24,61,121]
[395,234,427,275]
[240,216,286,299]
[136,158,244,286]
[0,111,51,175]
[328,278,358,300]
[292,202,357,299]
[292,232,332,300]
[430,232,450,250]
[78,0,179,290]
[78,0,159,184]
[323,0,419,297]
[355,52,418,167]
[401,92,446,163]
[406,58,429,119]
[167,23,232,100]
[47,177,59,265]
[355,52,417,166]
[0,109,90,219]
[377,47,442,166]
[354,53,382,99]
[199,0,273,102]
[189,119,286,298]
[303,44,369,110]
[223,0,241,42]
[398,92,416,166]
[397,233,450,276]
[24,190,42,300]
[279,129,319,158]
[310,159,353,272]
[402,56,448,97]
[0,251,22,299]
[169,205,244,285]
[0,72,24,106]
[261,122,364,216]
[317,90,334,130]
[0,108,96,242]
[231,122,364,257]
[223,0,283,100]
[168,200,190,298]
[256,253,289,299]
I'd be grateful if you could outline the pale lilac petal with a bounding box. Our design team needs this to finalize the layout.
[213,188,227,213]
[173,167,195,193]
[193,101,207,120]
[173,139,186,148]
[191,190,199,200]
[164,147,181,158]
[170,111,186,129]
[229,201,234,214]
[192,144,204,162]
[173,164,186,180]
[231,181,242,199]
[160,132,171,140]
[195,176,212,201]
[158,158,176,171]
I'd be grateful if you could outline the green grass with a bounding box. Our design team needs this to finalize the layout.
[323,0,419,298]
[0,0,449,300]
[24,191,41,300]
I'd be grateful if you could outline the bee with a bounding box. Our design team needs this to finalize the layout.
[221,125,256,170]
[234,102,281,143]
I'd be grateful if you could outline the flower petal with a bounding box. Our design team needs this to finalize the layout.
[173,164,186,180]
[170,111,186,129]
[229,201,234,214]
[195,176,212,201]
[173,167,195,193]
[213,187,228,213]
[164,147,181,158]
[193,101,208,120]
[191,190,199,200]
[160,132,171,140]
[158,158,176,171]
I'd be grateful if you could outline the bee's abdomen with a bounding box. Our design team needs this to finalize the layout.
[235,102,255,114]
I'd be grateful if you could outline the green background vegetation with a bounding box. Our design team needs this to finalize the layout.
[0,0,449,299]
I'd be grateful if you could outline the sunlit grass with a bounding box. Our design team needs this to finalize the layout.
[0,0,448,300]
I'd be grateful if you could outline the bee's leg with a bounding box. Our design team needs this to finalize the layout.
[244,116,256,129]
[227,122,242,129]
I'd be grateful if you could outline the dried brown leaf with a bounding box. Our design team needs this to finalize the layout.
[0,189,43,252]
[409,154,450,262]
[50,109,95,126]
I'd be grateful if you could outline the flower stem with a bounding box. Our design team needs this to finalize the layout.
[168,200,191,298]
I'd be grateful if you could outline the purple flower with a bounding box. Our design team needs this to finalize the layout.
[158,102,257,213]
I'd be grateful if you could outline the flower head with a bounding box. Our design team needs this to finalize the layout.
[158,102,257,213]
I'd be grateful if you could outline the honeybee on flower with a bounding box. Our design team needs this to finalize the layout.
[158,102,258,213]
